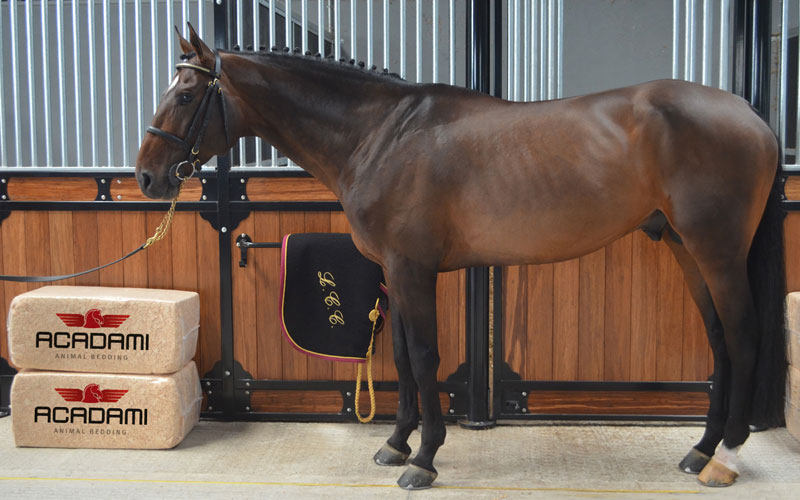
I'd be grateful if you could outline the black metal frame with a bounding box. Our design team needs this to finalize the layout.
[0,0,784,422]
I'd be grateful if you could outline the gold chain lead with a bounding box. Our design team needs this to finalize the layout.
[143,180,185,249]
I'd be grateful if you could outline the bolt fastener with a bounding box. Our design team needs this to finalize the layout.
[221,227,228,233]
[224,370,231,376]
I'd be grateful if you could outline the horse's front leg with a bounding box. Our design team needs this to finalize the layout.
[385,260,444,490]
[374,309,419,466]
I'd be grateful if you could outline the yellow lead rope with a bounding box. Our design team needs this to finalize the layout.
[354,298,381,423]
[143,181,184,249]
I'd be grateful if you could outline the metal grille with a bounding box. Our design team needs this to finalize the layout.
[230,0,467,168]
[0,0,215,168]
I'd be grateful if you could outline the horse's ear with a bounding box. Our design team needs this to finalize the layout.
[175,25,194,55]
[187,22,213,66]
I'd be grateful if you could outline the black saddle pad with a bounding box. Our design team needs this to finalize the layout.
[280,233,386,362]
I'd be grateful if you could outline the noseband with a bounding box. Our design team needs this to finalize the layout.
[146,49,229,186]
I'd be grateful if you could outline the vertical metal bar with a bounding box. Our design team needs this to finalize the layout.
[556,0,562,98]
[350,0,358,60]
[199,0,205,39]
[701,0,711,86]
[41,0,53,166]
[73,0,84,165]
[512,0,519,100]
[56,0,67,164]
[432,0,438,83]
[779,0,787,151]
[87,0,98,166]
[506,0,513,99]
[285,0,292,48]
[383,0,389,69]
[319,0,325,55]
[302,0,308,53]
[416,0,421,82]
[547,0,554,99]
[752,0,770,116]
[182,0,188,35]
[167,0,174,73]
[103,0,113,164]
[150,0,159,115]
[523,0,529,101]
[465,0,494,429]
[672,0,680,79]
[793,0,799,149]
[685,0,695,82]
[237,0,245,164]
[539,0,546,100]
[335,0,341,60]
[367,0,373,66]
[269,0,276,49]
[531,0,537,100]
[449,0,454,85]
[270,0,277,166]
[254,0,262,167]
[719,0,729,90]
[25,0,37,166]
[0,0,6,166]
[10,0,21,166]
[119,0,128,166]
[135,0,144,148]
[400,0,406,78]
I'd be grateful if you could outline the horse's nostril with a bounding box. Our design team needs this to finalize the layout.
[141,171,153,190]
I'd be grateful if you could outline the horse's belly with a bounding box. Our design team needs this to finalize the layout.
[440,201,650,271]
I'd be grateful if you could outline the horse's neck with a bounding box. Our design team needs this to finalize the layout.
[225,52,406,196]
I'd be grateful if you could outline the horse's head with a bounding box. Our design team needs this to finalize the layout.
[84,309,103,328]
[135,23,231,199]
[83,384,102,402]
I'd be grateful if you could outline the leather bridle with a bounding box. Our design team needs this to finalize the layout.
[146,49,229,186]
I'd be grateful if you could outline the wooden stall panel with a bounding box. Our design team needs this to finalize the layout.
[8,178,98,201]
[0,211,221,379]
[249,390,452,416]
[110,177,203,201]
[503,232,709,384]
[246,178,338,202]
[231,212,466,388]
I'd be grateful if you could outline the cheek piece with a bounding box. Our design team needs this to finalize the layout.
[146,49,230,186]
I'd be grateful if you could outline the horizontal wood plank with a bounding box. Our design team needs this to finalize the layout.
[247,177,338,201]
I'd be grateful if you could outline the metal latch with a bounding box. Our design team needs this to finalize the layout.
[235,233,281,267]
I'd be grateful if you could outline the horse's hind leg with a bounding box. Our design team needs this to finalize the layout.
[663,235,728,474]
[384,259,444,489]
[374,309,419,466]
[693,260,758,486]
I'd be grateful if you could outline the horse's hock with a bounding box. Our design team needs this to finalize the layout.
[785,293,800,440]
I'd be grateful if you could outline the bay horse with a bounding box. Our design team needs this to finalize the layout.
[136,25,787,489]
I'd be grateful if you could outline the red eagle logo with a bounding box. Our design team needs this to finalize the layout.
[54,384,128,403]
[56,309,129,329]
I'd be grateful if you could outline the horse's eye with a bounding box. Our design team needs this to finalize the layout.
[179,93,194,105]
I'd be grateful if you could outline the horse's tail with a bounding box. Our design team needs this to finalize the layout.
[747,145,788,428]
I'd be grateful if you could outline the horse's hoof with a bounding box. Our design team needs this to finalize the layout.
[678,448,711,474]
[373,443,409,466]
[397,464,438,490]
[697,458,738,487]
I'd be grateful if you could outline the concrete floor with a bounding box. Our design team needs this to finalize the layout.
[0,418,799,499]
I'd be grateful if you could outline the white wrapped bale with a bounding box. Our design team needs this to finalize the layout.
[11,362,201,449]
[788,366,800,442]
[785,293,800,365]
[788,329,800,369]
[8,286,199,374]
